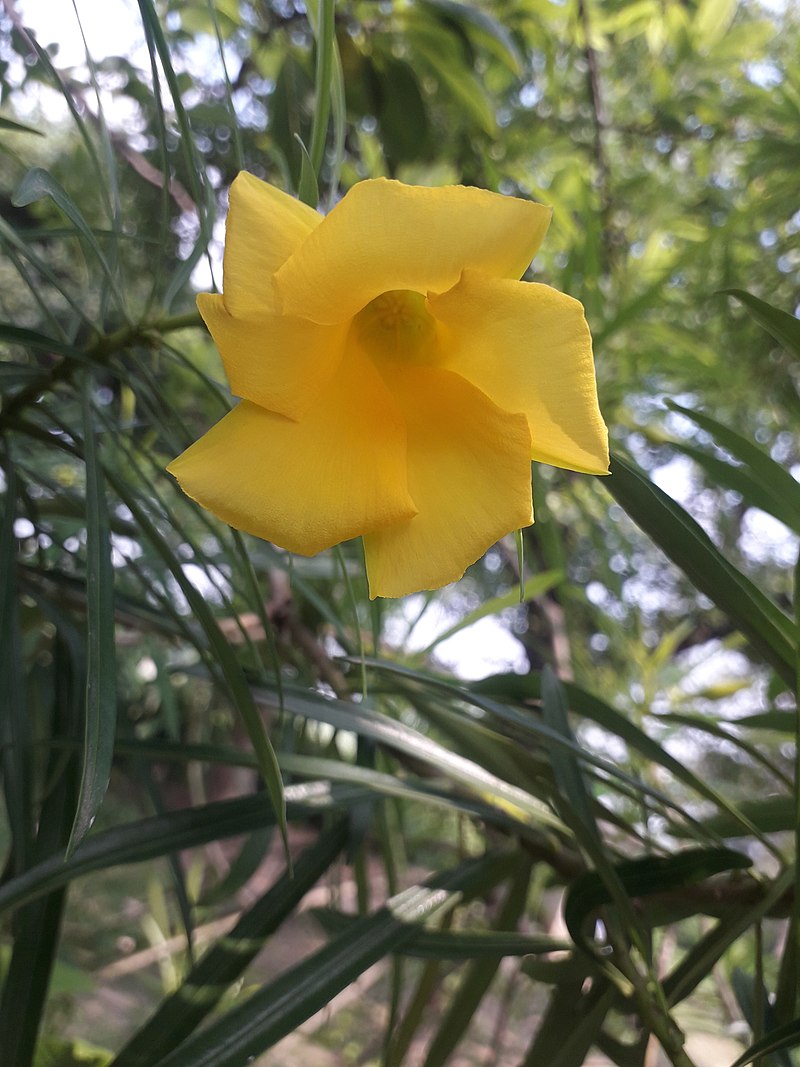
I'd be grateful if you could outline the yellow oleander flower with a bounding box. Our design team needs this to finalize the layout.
[168,173,609,598]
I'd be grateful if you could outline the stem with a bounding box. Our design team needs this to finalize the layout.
[612,946,700,1067]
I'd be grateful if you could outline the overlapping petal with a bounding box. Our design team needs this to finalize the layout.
[167,346,416,556]
[171,174,609,599]
[428,269,609,475]
[222,172,322,318]
[274,179,552,325]
[363,366,533,599]
[197,293,346,420]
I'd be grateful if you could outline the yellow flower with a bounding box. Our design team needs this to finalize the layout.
[168,174,609,598]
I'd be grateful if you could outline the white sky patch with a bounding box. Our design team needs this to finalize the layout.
[18,0,146,69]
[181,562,232,605]
[13,517,35,539]
[651,454,696,507]
[431,615,528,679]
[739,508,800,567]
[12,0,149,127]
[388,594,528,681]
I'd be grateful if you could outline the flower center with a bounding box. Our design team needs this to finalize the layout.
[353,290,440,364]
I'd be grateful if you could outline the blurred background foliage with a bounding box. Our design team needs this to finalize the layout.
[0,0,799,1064]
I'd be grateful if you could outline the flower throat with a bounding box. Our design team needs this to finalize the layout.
[353,290,439,364]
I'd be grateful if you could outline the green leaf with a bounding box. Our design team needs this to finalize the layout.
[12,168,125,308]
[404,16,497,135]
[327,27,347,201]
[0,324,80,358]
[364,659,745,841]
[311,909,568,958]
[671,795,794,838]
[732,711,796,732]
[67,375,117,856]
[0,786,367,918]
[542,668,651,962]
[656,711,790,789]
[0,458,32,875]
[293,133,319,208]
[729,1018,800,1067]
[419,0,524,74]
[150,852,512,1067]
[308,0,335,176]
[667,401,800,535]
[721,290,800,358]
[111,823,349,1067]
[34,1035,113,1067]
[104,475,288,854]
[731,969,793,1067]
[540,667,600,845]
[251,684,565,833]
[606,452,798,686]
[474,671,775,847]
[0,116,45,137]
[0,637,80,1066]
[134,0,206,215]
[664,866,795,1008]
[520,975,616,1067]
[422,857,532,1066]
[564,848,752,955]
[692,0,737,49]
[0,363,46,388]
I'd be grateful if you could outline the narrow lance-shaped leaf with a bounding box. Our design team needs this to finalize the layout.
[312,909,568,959]
[0,638,80,1066]
[606,452,798,686]
[308,0,335,175]
[542,667,650,963]
[666,401,800,535]
[0,116,44,136]
[564,848,752,956]
[104,471,289,855]
[0,324,81,358]
[664,865,795,1009]
[471,669,778,846]
[293,133,319,209]
[152,852,515,1067]
[0,785,368,918]
[729,1017,800,1067]
[67,373,117,856]
[731,970,793,1067]
[0,457,32,874]
[111,822,350,1067]
[421,856,533,1067]
[722,289,800,358]
[12,168,126,310]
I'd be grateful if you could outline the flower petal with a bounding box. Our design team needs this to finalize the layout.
[274,179,552,325]
[363,367,533,598]
[167,348,416,556]
[197,293,346,420]
[428,269,609,475]
[222,172,322,318]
